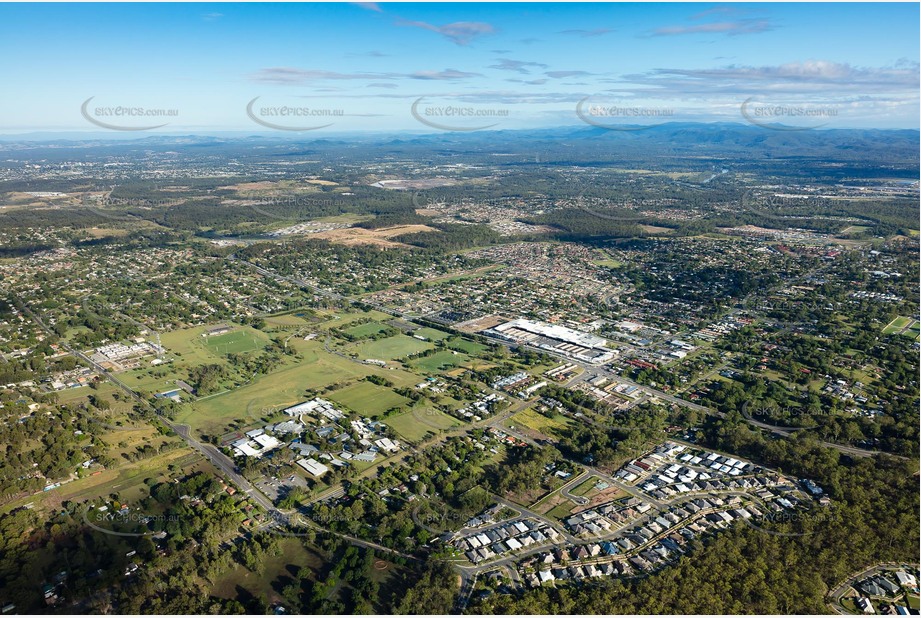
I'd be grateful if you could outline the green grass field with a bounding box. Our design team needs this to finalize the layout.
[344,321,391,338]
[121,366,188,396]
[175,338,421,435]
[3,449,203,515]
[325,308,397,327]
[445,337,488,355]
[412,327,451,341]
[263,313,312,328]
[328,382,411,417]
[570,477,601,497]
[175,340,363,434]
[352,334,434,360]
[882,316,920,339]
[409,350,469,373]
[160,324,271,364]
[386,407,462,442]
[906,593,920,610]
[56,382,136,416]
[510,408,571,436]
[546,502,575,521]
[204,330,270,355]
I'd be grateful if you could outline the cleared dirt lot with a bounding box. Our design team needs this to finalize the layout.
[311,224,439,247]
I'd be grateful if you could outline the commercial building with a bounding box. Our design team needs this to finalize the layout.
[486,318,616,364]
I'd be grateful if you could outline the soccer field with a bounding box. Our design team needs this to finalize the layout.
[204,330,268,355]
[159,324,270,363]
[353,334,434,360]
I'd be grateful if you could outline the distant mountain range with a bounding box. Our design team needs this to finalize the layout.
[0,123,917,174]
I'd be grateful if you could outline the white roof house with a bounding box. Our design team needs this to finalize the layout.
[375,438,400,453]
[253,434,281,450]
[296,458,329,477]
[272,421,304,434]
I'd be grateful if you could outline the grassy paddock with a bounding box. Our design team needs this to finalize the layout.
[328,382,411,417]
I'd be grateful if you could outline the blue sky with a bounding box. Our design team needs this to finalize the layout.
[0,2,917,133]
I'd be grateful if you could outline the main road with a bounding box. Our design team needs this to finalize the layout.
[12,293,278,514]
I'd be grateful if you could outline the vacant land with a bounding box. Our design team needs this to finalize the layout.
[328,381,411,417]
[263,313,313,328]
[176,340,362,434]
[387,407,462,442]
[176,337,422,435]
[510,408,572,436]
[546,501,576,521]
[311,224,440,248]
[2,449,205,515]
[445,337,489,355]
[570,477,602,497]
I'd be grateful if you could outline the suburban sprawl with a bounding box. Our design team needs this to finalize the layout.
[0,121,916,616]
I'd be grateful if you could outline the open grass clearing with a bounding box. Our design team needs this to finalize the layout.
[411,327,451,341]
[3,449,204,515]
[445,338,488,355]
[882,316,920,339]
[570,476,602,497]
[509,408,572,436]
[545,501,576,521]
[175,341,419,435]
[328,381,410,417]
[263,313,313,328]
[386,407,461,443]
[409,350,469,373]
[344,321,392,338]
[351,334,434,361]
[155,324,271,369]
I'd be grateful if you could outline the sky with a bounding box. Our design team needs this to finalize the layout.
[0,2,918,134]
